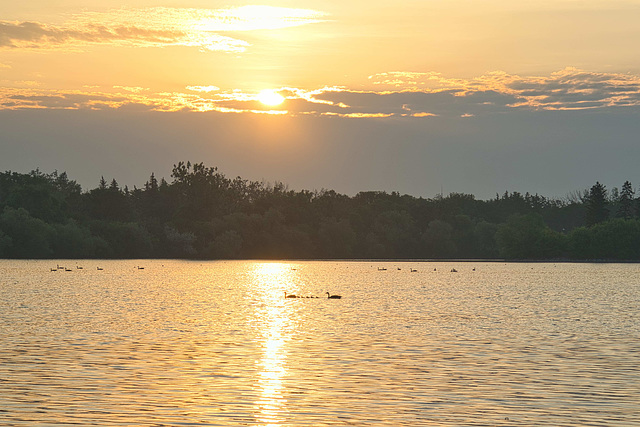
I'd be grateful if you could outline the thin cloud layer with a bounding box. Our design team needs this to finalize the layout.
[369,68,640,111]
[0,20,245,52]
[2,69,640,116]
[0,6,327,52]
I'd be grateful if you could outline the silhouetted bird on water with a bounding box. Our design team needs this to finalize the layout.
[284,292,298,298]
[326,292,342,299]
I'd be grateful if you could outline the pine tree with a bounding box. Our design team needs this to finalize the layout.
[586,182,609,226]
[145,173,159,192]
[617,181,635,219]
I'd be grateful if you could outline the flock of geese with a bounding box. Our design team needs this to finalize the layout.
[285,291,341,299]
[378,267,476,273]
[285,266,478,299]
[50,264,82,272]
[50,265,144,271]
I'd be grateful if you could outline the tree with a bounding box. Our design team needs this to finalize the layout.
[317,218,357,258]
[0,207,55,258]
[585,182,608,226]
[568,219,640,260]
[145,173,159,192]
[495,213,565,259]
[422,220,456,258]
[616,181,635,219]
[0,230,12,257]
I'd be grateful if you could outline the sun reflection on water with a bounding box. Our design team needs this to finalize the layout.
[247,262,300,426]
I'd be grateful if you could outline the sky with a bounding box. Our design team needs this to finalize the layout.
[2,1,640,199]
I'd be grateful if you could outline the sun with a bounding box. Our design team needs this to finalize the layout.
[257,89,285,107]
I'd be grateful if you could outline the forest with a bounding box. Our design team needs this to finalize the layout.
[1,162,639,260]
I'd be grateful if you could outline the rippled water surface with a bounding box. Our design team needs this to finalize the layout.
[1,260,639,426]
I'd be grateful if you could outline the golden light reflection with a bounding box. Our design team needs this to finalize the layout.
[247,262,300,426]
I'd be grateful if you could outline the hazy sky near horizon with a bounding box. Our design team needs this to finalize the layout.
[2,1,640,199]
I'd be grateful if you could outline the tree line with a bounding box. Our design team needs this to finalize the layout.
[1,162,639,260]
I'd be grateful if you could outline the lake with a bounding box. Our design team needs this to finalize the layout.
[1,260,638,426]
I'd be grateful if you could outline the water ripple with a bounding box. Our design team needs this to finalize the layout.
[0,260,638,425]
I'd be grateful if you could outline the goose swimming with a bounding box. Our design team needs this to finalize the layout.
[326,292,342,299]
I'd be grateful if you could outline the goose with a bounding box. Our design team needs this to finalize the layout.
[97,267,103,270]
[284,292,298,298]
[326,292,342,299]
[410,268,418,272]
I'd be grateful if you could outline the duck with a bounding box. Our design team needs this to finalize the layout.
[284,292,298,298]
[326,292,342,299]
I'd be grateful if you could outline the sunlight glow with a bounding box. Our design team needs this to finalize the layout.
[258,90,285,107]
[196,6,328,32]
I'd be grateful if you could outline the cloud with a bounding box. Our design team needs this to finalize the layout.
[187,86,220,93]
[0,6,327,53]
[113,86,148,93]
[3,69,640,116]
[182,5,329,32]
[368,68,640,111]
[0,20,246,52]
[506,68,640,110]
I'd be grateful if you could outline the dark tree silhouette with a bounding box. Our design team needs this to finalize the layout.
[4,163,640,260]
[616,181,635,219]
[586,182,609,227]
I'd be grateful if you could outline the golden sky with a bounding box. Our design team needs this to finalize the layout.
[2,1,640,197]
[3,1,640,115]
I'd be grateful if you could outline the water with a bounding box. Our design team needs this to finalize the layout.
[1,260,638,426]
